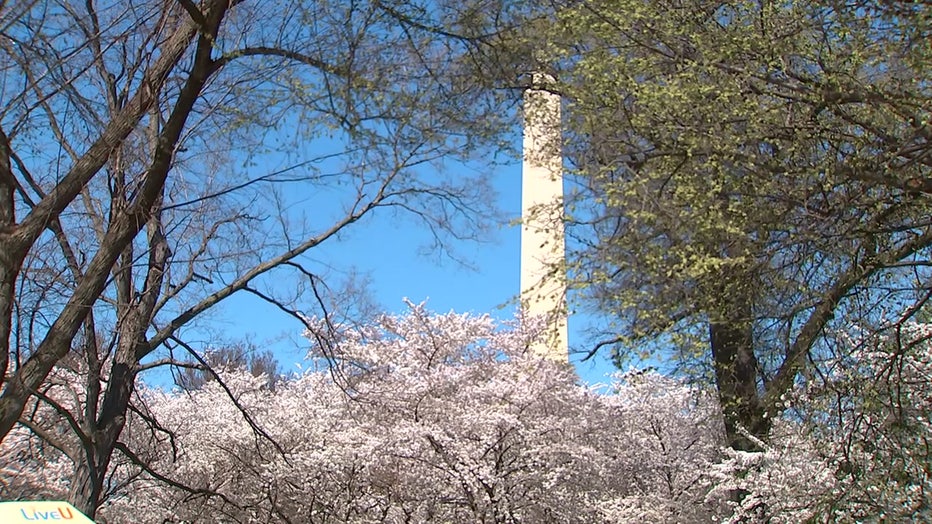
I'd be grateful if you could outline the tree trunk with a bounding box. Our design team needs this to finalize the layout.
[709,281,768,451]
[0,128,16,383]
[69,446,105,518]
[68,361,138,518]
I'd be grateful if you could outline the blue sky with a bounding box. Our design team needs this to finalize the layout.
[209,154,619,387]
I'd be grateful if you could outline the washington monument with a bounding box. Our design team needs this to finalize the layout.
[520,74,568,362]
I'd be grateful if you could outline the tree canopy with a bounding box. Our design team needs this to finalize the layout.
[543,0,932,449]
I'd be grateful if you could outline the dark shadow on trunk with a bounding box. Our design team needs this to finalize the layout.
[709,281,768,451]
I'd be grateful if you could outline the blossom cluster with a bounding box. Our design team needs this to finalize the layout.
[3,304,930,522]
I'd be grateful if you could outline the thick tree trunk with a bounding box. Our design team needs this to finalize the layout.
[69,205,170,516]
[0,262,15,384]
[68,461,98,518]
[709,284,768,451]
[0,128,16,384]
[68,361,138,518]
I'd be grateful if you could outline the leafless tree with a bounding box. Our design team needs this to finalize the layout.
[0,0,526,515]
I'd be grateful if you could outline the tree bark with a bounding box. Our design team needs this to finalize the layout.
[709,322,767,451]
[0,128,15,384]
[69,210,170,517]
[709,275,768,451]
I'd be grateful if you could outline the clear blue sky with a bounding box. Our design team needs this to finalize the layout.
[209,153,619,387]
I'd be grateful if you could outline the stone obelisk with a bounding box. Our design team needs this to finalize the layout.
[520,74,568,361]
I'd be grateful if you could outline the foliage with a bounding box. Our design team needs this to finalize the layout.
[106,304,635,523]
[597,370,724,523]
[544,0,932,446]
[710,317,932,522]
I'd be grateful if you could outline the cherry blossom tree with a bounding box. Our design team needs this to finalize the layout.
[598,370,723,523]
[103,305,630,523]
[785,319,932,521]
[704,316,932,523]
[0,303,728,523]
[8,303,928,522]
